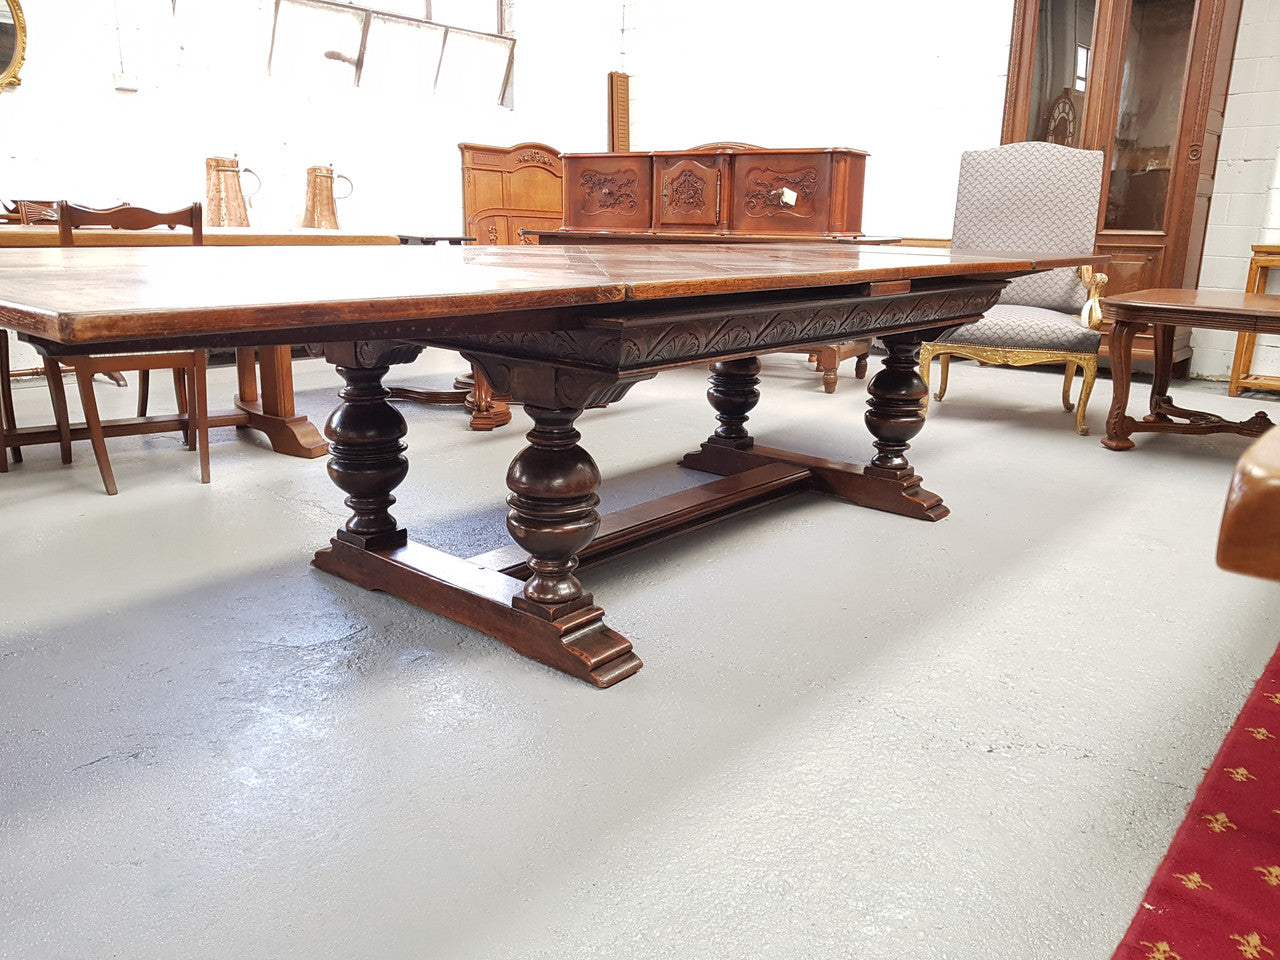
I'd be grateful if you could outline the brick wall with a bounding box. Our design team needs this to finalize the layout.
[1194,0,1280,377]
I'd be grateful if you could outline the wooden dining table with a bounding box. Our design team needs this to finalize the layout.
[0,224,402,458]
[0,242,1104,686]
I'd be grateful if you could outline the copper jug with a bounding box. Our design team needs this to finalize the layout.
[302,164,352,230]
[204,156,258,228]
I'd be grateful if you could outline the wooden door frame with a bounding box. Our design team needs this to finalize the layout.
[1000,0,1243,290]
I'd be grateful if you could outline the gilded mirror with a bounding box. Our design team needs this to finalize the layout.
[1,0,27,90]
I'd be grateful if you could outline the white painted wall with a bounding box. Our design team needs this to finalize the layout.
[620,0,1016,239]
[0,0,627,232]
[1194,0,1280,378]
[2,0,1015,237]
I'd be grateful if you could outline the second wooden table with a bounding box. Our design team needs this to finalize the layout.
[1102,288,1280,450]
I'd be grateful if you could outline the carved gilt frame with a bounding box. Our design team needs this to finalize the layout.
[0,0,25,89]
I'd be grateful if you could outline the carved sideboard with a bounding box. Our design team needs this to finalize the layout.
[560,147,868,239]
[460,142,564,246]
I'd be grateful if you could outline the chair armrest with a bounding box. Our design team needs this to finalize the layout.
[1078,266,1109,329]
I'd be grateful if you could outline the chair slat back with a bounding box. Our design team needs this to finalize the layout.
[56,201,204,245]
[15,200,57,224]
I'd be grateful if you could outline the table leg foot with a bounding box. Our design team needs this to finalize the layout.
[235,398,328,458]
[1100,435,1136,451]
[466,401,512,431]
[313,539,641,687]
[464,368,513,430]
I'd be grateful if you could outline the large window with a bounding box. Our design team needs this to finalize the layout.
[268,0,515,105]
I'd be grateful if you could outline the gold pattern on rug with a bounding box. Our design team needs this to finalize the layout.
[1225,766,1258,782]
[1256,865,1280,887]
[1230,931,1275,958]
[1173,871,1212,890]
[1140,940,1183,960]
[1245,726,1275,740]
[1204,812,1239,833]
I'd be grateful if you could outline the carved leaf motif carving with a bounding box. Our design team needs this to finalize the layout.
[743,166,820,219]
[668,170,707,212]
[706,324,756,352]
[579,170,640,215]
[419,286,1004,371]
[355,341,424,368]
[516,151,555,167]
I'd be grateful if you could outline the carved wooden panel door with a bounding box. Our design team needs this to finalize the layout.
[459,142,564,245]
[653,155,726,230]
[563,153,653,232]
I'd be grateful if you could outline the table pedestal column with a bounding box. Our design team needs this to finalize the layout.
[680,339,946,521]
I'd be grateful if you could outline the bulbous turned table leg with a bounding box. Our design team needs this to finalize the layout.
[706,357,762,449]
[865,335,928,478]
[325,361,409,551]
[494,403,640,686]
[506,405,601,617]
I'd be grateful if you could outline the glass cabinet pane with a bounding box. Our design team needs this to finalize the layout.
[1025,0,1097,145]
[1104,0,1195,230]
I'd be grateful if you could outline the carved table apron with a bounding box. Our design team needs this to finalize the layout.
[311,276,1008,688]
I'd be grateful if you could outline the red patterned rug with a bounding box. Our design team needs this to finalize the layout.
[1112,644,1280,960]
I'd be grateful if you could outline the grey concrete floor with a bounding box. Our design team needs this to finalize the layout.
[2,350,1278,960]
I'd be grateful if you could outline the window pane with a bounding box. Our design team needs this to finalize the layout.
[434,30,511,103]
[1104,0,1195,230]
[1024,0,1096,146]
[270,0,366,90]
[432,0,498,34]
[360,17,447,94]
[373,0,430,17]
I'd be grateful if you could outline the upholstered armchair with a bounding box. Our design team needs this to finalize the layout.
[918,141,1108,435]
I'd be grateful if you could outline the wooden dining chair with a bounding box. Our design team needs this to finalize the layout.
[1,200,61,470]
[51,200,210,495]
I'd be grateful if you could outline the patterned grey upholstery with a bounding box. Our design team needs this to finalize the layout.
[923,142,1108,435]
[941,303,1102,352]
[951,141,1104,314]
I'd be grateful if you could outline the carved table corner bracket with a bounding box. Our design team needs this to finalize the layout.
[322,339,425,369]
